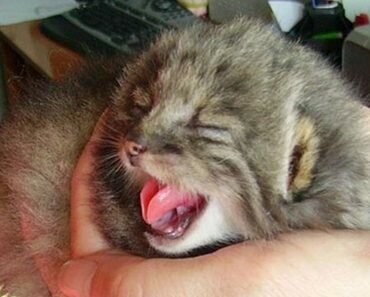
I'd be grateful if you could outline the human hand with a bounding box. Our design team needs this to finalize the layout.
[58,114,370,297]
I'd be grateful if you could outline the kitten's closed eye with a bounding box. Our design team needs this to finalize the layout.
[191,124,232,144]
[188,109,231,142]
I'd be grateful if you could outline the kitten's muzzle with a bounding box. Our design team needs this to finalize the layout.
[124,140,147,166]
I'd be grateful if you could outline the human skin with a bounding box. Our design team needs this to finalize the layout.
[58,114,370,297]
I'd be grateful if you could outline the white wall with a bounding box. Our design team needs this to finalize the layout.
[340,0,370,21]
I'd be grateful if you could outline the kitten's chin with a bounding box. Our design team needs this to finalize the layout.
[144,198,243,256]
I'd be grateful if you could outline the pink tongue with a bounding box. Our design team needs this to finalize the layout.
[140,178,198,225]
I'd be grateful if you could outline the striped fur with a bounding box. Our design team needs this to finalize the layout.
[1,18,370,297]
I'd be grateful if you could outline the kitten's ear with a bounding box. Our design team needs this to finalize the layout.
[288,117,320,199]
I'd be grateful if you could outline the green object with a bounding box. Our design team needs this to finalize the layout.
[312,31,343,40]
[288,2,353,66]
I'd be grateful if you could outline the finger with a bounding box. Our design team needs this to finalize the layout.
[58,251,146,297]
[58,252,210,297]
[58,242,266,297]
[59,231,370,297]
[70,109,111,257]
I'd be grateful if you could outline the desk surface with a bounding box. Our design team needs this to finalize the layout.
[0,20,83,80]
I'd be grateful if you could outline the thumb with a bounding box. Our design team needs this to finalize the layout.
[58,259,97,297]
[58,251,144,297]
[57,244,261,297]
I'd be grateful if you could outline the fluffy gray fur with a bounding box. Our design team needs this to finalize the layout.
[1,18,370,297]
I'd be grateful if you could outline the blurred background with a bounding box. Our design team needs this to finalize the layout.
[0,0,369,122]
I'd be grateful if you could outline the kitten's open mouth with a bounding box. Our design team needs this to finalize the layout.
[140,178,206,239]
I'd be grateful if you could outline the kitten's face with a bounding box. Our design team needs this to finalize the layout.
[103,64,253,255]
[95,22,296,256]
[104,73,263,254]
[118,80,253,255]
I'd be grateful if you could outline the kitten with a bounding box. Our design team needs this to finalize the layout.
[1,18,370,297]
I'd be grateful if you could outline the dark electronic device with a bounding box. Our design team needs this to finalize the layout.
[40,0,199,56]
[289,1,353,66]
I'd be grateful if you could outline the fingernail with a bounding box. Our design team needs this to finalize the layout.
[58,259,97,297]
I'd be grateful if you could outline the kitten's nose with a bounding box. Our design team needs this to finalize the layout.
[125,140,147,166]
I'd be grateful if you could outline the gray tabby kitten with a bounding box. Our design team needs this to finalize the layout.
[1,18,370,297]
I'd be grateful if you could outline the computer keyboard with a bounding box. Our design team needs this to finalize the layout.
[41,0,199,56]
